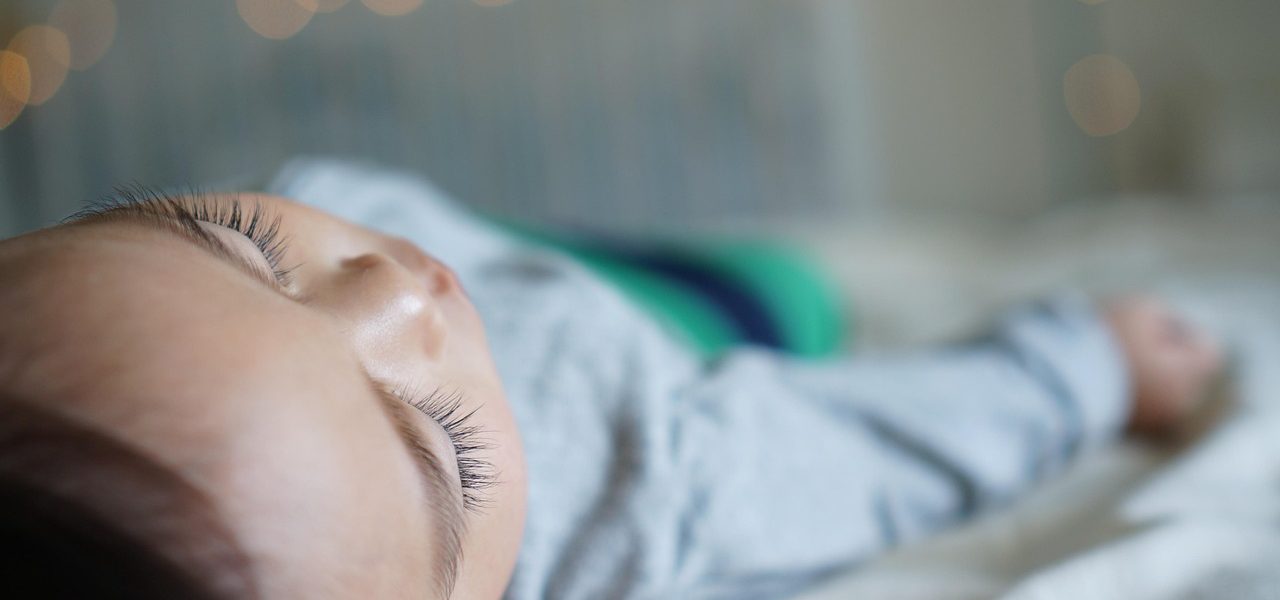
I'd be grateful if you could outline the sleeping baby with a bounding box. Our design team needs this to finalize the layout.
[0,160,1222,599]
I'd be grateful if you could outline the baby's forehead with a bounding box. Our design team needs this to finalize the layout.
[0,225,218,340]
[0,219,353,409]
[1,219,204,287]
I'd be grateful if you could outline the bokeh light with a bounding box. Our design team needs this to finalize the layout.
[314,0,351,12]
[1063,54,1142,137]
[0,51,32,129]
[48,0,118,71]
[362,0,424,17]
[7,26,71,107]
[236,0,318,40]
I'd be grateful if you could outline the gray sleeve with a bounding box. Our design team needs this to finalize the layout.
[669,295,1130,595]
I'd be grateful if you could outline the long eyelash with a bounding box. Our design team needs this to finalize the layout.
[182,193,294,286]
[409,388,496,511]
[69,183,296,286]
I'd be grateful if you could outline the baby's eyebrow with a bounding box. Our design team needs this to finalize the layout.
[367,378,466,599]
[69,204,286,294]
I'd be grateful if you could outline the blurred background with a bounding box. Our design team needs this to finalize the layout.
[2,0,1279,344]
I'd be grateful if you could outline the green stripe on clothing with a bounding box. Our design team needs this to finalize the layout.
[485,215,849,358]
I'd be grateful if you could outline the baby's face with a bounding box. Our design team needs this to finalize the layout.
[0,193,526,598]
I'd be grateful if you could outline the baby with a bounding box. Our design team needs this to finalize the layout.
[0,160,1221,599]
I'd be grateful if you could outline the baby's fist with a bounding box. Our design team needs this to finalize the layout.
[1104,296,1223,436]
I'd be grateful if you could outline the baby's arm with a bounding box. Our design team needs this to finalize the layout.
[669,295,1219,595]
[779,296,1133,516]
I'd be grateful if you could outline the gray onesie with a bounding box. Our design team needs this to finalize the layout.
[268,159,1130,600]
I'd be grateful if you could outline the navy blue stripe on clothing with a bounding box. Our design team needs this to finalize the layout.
[612,248,785,350]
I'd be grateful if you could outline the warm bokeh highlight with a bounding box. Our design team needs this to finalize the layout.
[49,0,118,71]
[6,26,71,107]
[361,0,425,17]
[1064,54,1142,137]
[236,0,318,40]
[0,50,32,128]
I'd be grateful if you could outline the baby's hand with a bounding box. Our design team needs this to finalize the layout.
[1104,296,1224,436]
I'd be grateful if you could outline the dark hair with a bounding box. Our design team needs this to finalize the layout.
[0,400,259,599]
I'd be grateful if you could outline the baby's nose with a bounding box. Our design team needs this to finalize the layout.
[327,250,449,361]
[379,236,460,296]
